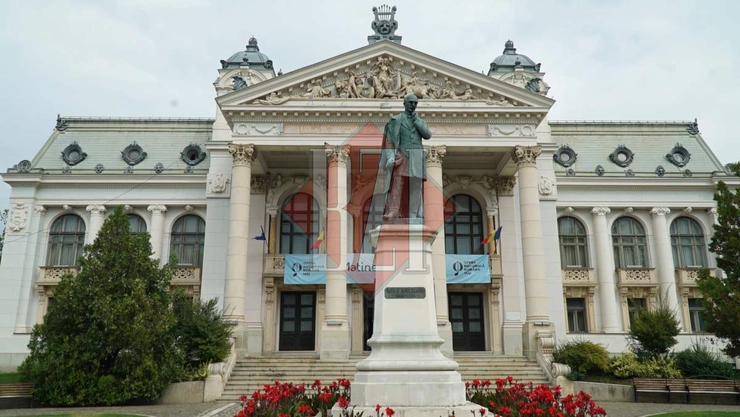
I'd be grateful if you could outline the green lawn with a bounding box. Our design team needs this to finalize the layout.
[652,412,740,417]
[0,372,22,383]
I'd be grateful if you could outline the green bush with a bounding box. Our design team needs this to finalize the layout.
[171,291,232,381]
[628,302,680,358]
[609,353,682,378]
[553,340,610,375]
[674,343,735,379]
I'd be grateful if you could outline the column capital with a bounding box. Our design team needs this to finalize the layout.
[86,204,107,214]
[591,207,611,216]
[147,204,168,214]
[424,145,447,167]
[325,144,350,165]
[228,143,256,167]
[33,205,47,214]
[512,145,542,167]
[650,207,671,216]
[495,176,517,196]
[706,207,718,216]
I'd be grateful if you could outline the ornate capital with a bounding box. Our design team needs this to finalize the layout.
[251,175,268,194]
[591,207,611,216]
[86,205,107,215]
[650,207,671,216]
[512,145,542,167]
[325,144,350,165]
[147,204,168,214]
[706,207,718,216]
[33,205,47,214]
[495,177,516,196]
[424,145,447,167]
[228,143,256,167]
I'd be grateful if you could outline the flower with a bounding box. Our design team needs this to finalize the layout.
[385,407,395,417]
[337,397,350,409]
[376,404,382,413]
[479,407,487,416]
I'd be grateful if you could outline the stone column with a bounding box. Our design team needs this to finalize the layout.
[496,177,524,356]
[424,145,453,357]
[147,205,167,261]
[651,207,682,329]
[591,207,621,332]
[322,144,350,360]
[511,146,552,359]
[225,143,255,353]
[85,205,107,242]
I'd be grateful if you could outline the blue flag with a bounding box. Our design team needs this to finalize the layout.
[253,226,266,241]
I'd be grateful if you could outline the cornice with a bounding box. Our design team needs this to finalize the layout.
[33,174,207,189]
[556,176,716,190]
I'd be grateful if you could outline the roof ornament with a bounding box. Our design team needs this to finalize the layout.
[247,37,259,51]
[55,114,69,132]
[686,118,699,135]
[368,5,401,44]
[232,74,247,91]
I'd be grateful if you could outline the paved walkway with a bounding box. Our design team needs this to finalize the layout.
[0,401,738,417]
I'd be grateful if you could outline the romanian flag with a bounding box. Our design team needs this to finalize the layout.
[311,230,325,250]
[481,226,502,246]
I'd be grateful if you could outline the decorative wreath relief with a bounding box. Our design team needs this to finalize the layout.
[665,143,691,168]
[16,160,32,173]
[121,141,148,166]
[608,145,634,168]
[94,163,104,174]
[62,141,87,166]
[595,165,605,176]
[181,143,206,166]
[655,165,665,177]
[553,144,577,168]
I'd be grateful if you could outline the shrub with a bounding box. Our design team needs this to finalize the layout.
[674,343,735,379]
[609,353,682,378]
[171,291,233,380]
[553,340,610,375]
[628,302,680,358]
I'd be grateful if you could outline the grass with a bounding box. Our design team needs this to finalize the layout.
[651,413,740,417]
[0,372,23,383]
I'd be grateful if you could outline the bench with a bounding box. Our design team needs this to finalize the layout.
[685,379,739,405]
[0,383,34,409]
[634,377,740,404]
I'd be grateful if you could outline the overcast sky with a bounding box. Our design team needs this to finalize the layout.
[1,0,739,213]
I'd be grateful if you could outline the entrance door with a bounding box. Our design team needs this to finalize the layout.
[279,291,316,351]
[449,292,485,351]
[363,292,375,351]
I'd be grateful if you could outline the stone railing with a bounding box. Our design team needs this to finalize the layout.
[616,268,656,286]
[264,254,285,277]
[171,266,202,286]
[675,268,715,287]
[561,268,594,285]
[205,337,236,402]
[37,266,79,286]
[489,255,502,276]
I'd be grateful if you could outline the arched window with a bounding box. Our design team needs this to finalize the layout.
[362,195,385,253]
[670,217,707,268]
[47,214,86,266]
[128,214,147,234]
[558,216,589,268]
[612,217,648,268]
[170,215,205,266]
[280,193,320,254]
[444,194,485,255]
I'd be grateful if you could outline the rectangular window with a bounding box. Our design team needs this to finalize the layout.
[688,298,706,333]
[628,298,647,327]
[566,298,587,333]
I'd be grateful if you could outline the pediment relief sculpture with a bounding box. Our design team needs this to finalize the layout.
[250,55,521,107]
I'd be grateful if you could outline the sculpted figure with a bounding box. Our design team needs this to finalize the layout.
[379,94,432,219]
[255,92,290,105]
[347,72,361,98]
[305,81,330,98]
[439,81,461,100]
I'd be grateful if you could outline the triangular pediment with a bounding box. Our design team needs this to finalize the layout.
[216,41,554,111]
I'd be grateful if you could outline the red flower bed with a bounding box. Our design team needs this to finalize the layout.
[467,377,607,417]
[234,377,606,417]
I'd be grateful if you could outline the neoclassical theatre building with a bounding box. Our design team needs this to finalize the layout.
[0,9,734,369]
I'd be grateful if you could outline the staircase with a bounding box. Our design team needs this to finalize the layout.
[220,353,549,401]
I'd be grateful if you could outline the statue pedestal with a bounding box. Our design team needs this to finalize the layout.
[340,223,483,417]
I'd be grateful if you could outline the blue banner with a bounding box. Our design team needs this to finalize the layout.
[284,255,326,284]
[284,254,377,284]
[446,254,490,283]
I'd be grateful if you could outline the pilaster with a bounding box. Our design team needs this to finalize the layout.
[496,176,523,355]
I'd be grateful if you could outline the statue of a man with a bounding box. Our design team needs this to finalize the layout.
[379,94,432,219]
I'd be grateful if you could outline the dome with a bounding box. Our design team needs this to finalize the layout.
[220,37,274,70]
[488,40,541,74]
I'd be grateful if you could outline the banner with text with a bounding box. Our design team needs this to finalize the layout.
[445,254,490,283]
[284,254,377,284]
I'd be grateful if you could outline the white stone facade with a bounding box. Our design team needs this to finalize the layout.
[0,37,734,371]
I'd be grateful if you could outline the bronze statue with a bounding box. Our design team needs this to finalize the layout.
[379,94,432,219]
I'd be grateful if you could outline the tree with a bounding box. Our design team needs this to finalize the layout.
[19,207,182,406]
[696,162,740,357]
[627,301,680,359]
[0,208,7,261]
